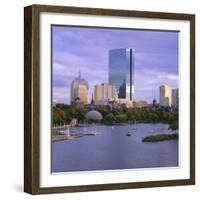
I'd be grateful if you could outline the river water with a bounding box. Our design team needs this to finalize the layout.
[52,123,178,173]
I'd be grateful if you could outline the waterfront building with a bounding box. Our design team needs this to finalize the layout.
[117,98,134,108]
[112,86,118,99]
[172,89,178,107]
[109,98,134,108]
[94,83,113,105]
[71,72,89,104]
[134,100,148,108]
[159,85,172,107]
[109,48,135,100]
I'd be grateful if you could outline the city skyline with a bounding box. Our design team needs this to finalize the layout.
[52,26,178,104]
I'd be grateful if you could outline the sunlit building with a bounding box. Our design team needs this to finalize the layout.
[117,98,134,108]
[109,48,135,100]
[71,72,89,104]
[133,100,148,108]
[159,85,172,107]
[108,98,134,108]
[94,83,113,105]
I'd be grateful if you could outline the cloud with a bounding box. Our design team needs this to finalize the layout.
[157,72,178,80]
[53,86,69,103]
[52,26,179,104]
[134,68,178,101]
[52,51,108,104]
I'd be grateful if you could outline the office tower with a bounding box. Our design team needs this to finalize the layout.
[159,85,172,107]
[109,48,134,100]
[94,83,113,105]
[71,72,89,104]
[172,89,178,107]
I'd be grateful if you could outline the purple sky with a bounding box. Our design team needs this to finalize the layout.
[52,26,178,104]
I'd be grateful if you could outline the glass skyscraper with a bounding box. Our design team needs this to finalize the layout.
[109,48,134,100]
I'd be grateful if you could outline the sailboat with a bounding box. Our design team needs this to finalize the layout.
[126,123,132,136]
[126,132,132,136]
[131,119,137,131]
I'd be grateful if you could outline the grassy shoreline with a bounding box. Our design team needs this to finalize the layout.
[142,133,178,142]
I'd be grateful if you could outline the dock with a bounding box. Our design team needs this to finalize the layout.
[52,130,102,142]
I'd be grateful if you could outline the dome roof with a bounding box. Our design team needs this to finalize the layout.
[85,110,103,121]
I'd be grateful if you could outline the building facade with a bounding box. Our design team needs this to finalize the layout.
[71,72,89,104]
[94,83,113,105]
[109,48,134,100]
[133,100,148,108]
[108,98,134,109]
[159,85,172,107]
[172,88,178,107]
[117,98,134,108]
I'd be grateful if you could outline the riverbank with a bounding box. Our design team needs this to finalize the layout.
[52,123,177,143]
[142,133,178,142]
[52,134,82,142]
[52,129,102,142]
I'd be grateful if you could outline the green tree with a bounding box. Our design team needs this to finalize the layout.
[115,114,127,123]
[53,107,67,125]
[103,113,116,124]
[97,108,109,118]
[169,119,178,130]
[74,107,87,123]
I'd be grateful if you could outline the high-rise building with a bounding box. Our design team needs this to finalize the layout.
[71,72,89,104]
[159,85,172,107]
[94,84,102,104]
[109,48,134,100]
[94,83,113,105]
[172,89,178,107]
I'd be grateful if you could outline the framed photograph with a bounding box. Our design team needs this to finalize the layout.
[24,4,195,194]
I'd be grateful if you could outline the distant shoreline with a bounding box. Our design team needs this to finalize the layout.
[52,121,169,130]
[52,123,177,143]
[142,133,178,142]
[52,134,82,142]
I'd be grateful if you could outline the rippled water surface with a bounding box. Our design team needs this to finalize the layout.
[52,123,178,173]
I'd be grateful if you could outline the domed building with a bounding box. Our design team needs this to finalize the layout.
[71,72,89,105]
[85,110,103,121]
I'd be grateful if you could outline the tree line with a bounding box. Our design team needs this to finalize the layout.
[53,104,178,130]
